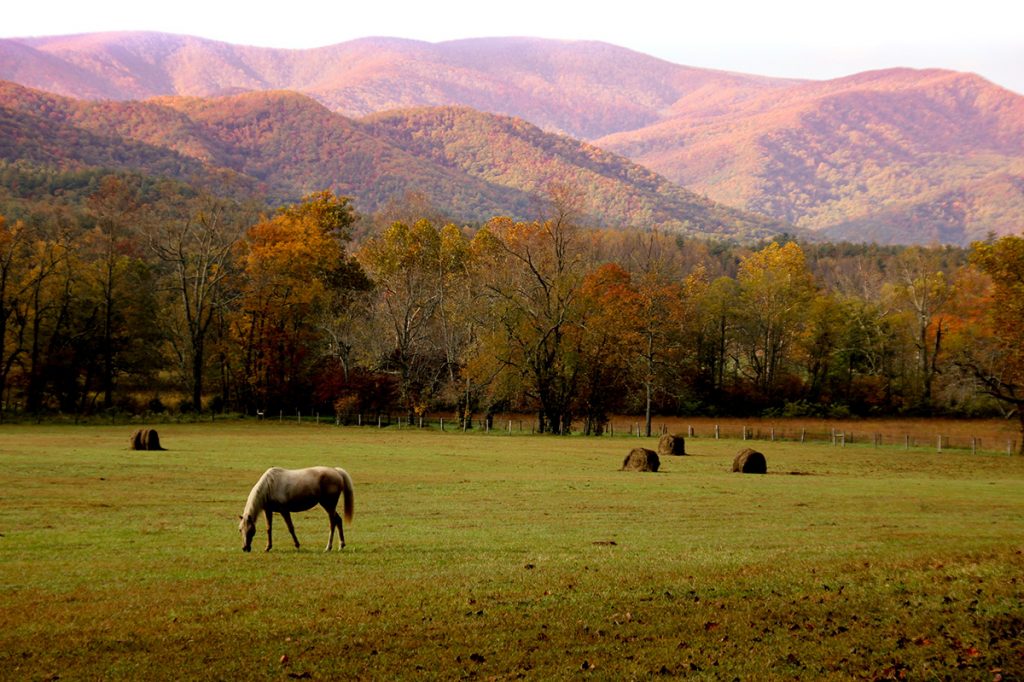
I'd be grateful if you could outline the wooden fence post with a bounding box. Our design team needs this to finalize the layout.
[715,425,720,440]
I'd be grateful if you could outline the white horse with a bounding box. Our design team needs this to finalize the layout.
[239,466,354,552]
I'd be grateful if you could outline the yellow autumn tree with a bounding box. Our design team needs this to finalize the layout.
[734,241,817,400]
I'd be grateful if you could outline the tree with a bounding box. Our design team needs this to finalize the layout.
[81,177,157,409]
[953,236,1024,453]
[0,215,33,415]
[469,205,591,434]
[689,271,740,407]
[581,263,685,436]
[358,218,470,419]
[885,247,955,410]
[576,264,634,435]
[149,195,246,412]
[234,191,367,413]
[733,242,817,402]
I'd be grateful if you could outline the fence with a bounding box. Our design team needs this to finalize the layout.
[21,408,1015,456]
[327,412,1018,455]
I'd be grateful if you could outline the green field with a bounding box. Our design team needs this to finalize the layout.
[1,423,1022,680]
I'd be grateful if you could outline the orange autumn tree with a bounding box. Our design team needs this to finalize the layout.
[0,214,35,415]
[234,191,367,412]
[577,264,634,435]
[581,263,686,436]
[953,236,1024,453]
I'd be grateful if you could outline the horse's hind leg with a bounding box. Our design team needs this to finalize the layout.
[281,511,300,549]
[333,510,345,550]
[325,508,344,551]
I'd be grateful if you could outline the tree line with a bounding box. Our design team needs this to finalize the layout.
[1,177,1022,448]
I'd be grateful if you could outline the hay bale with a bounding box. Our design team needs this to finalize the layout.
[732,448,766,474]
[129,428,164,451]
[657,433,686,456]
[621,447,660,472]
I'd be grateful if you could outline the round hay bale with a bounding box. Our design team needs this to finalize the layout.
[657,433,686,456]
[129,428,164,451]
[143,428,163,450]
[732,448,766,474]
[622,447,660,472]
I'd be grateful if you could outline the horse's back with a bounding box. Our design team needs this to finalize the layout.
[269,466,344,511]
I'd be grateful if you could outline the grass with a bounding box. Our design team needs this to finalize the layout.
[0,422,1022,680]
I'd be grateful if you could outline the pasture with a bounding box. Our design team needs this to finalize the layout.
[0,423,1022,680]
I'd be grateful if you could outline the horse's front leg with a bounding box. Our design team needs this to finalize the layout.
[264,510,274,552]
[281,511,300,549]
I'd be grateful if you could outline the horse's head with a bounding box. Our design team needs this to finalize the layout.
[239,514,256,552]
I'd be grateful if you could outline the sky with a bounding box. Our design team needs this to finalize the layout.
[4,0,1023,93]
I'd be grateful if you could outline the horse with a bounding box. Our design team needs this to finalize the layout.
[238,466,354,552]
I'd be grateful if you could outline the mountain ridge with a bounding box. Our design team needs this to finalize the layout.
[1,31,1022,244]
[0,79,783,238]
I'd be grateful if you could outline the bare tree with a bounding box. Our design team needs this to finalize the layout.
[148,196,247,412]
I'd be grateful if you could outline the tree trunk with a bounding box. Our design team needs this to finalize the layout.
[192,334,204,412]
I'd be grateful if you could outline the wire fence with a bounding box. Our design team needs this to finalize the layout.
[323,412,1019,456]
[8,408,1018,456]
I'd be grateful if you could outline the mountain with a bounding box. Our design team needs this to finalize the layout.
[596,68,1024,245]
[0,81,782,238]
[2,32,1023,244]
[0,81,252,191]
[0,32,797,139]
[361,107,776,235]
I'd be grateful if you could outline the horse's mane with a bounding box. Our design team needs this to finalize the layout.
[242,467,281,520]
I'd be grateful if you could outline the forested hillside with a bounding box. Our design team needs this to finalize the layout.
[598,69,1024,244]
[3,32,1023,244]
[0,80,782,237]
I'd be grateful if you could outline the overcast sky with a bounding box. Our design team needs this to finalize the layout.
[5,0,1022,93]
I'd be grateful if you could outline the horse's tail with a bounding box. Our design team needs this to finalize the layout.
[336,468,354,523]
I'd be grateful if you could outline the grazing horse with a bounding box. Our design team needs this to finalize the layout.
[239,466,354,552]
